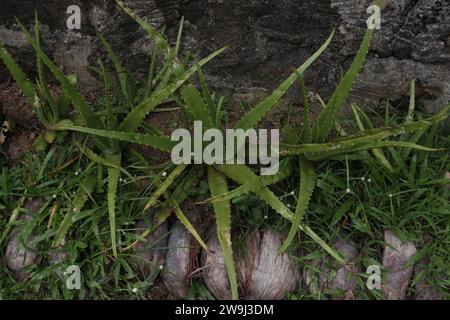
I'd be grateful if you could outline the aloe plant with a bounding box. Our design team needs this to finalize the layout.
[0,2,223,258]
[2,1,448,301]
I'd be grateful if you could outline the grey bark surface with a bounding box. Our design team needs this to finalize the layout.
[0,0,449,111]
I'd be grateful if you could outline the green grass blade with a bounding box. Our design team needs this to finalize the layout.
[313,26,374,142]
[207,167,239,300]
[218,164,344,264]
[235,30,335,130]
[52,169,97,247]
[107,154,121,258]
[279,156,316,253]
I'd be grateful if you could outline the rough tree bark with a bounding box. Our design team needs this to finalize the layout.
[0,0,449,111]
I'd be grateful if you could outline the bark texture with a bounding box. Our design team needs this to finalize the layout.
[0,0,449,111]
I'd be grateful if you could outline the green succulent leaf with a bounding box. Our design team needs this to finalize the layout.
[236,30,335,131]
[207,167,239,300]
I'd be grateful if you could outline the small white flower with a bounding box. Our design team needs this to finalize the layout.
[159,265,164,270]
[367,178,372,183]
[389,193,393,198]
[75,171,79,176]
[290,191,295,195]
[132,287,138,293]
[162,172,167,178]
[123,179,127,183]
[73,208,78,212]
[264,215,268,219]
[361,177,365,181]
[53,194,57,199]
[119,178,123,182]
[346,188,351,194]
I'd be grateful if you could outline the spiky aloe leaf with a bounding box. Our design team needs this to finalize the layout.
[195,62,216,122]
[280,112,449,156]
[34,13,58,123]
[298,73,312,143]
[203,158,294,204]
[351,104,394,172]
[97,60,117,130]
[107,154,121,258]
[115,0,172,59]
[0,45,35,105]
[52,120,175,152]
[98,33,132,108]
[123,156,205,251]
[313,25,374,143]
[306,140,439,161]
[144,164,188,211]
[236,30,335,131]
[207,167,239,300]
[53,169,97,247]
[118,47,226,132]
[172,200,207,250]
[218,164,344,264]
[143,46,158,99]
[180,84,214,128]
[279,156,316,253]
[16,19,98,129]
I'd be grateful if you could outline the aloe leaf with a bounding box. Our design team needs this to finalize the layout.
[82,146,121,170]
[53,169,97,247]
[118,47,226,132]
[172,199,208,250]
[306,140,439,161]
[52,121,176,152]
[314,25,374,142]
[107,154,121,258]
[0,45,35,105]
[218,164,344,264]
[98,60,117,130]
[279,156,316,253]
[16,19,98,129]
[351,104,394,172]
[181,84,214,128]
[207,167,239,300]
[196,62,215,121]
[281,113,448,156]
[298,73,312,143]
[98,33,132,108]
[115,0,172,59]
[236,30,335,130]
[144,46,158,99]
[203,158,294,204]
[144,164,188,211]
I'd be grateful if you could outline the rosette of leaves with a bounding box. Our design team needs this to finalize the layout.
[0,0,224,258]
